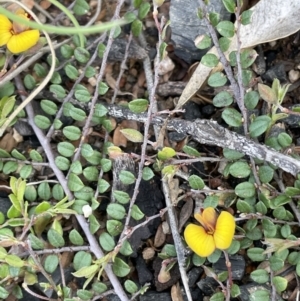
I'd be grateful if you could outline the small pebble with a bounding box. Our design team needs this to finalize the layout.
[288,69,300,83]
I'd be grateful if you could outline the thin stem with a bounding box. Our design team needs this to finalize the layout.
[48,0,84,47]
[0,4,126,35]
[0,0,56,137]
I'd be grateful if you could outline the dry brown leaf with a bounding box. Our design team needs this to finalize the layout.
[40,0,52,9]
[178,197,194,233]
[7,0,34,11]
[171,283,184,301]
[0,132,18,152]
[158,262,171,283]
[154,223,166,248]
[113,125,128,147]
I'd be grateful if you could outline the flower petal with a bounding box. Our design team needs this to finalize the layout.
[0,15,13,47]
[194,207,217,233]
[7,29,40,54]
[214,211,235,250]
[184,224,215,257]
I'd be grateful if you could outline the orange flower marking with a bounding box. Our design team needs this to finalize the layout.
[184,207,235,257]
[0,10,39,54]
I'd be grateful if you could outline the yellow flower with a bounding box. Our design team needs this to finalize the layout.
[0,10,39,54]
[184,207,235,257]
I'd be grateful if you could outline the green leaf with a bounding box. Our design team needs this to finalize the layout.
[11,149,26,160]
[83,166,98,181]
[89,214,100,234]
[131,204,144,220]
[272,276,287,293]
[250,290,270,301]
[64,64,79,80]
[244,91,259,110]
[250,269,269,284]
[57,142,75,157]
[247,248,266,262]
[138,2,150,19]
[142,167,154,181]
[258,165,274,183]
[98,179,110,193]
[208,12,220,27]
[219,37,231,52]
[38,182,51,200]
[99,232,115,252]
[47,229,65,248]
[98,82,109,95]
[221,108,242,127]
[213,91,233,107]
[70,107,87,121]
[124,11,136,23]
[128,99,148,113]
[0,286,9,299]
[113,190,130,204]
[188,175,205,190]
[69,229,84,246]
[60,44,74,59]
[229,161,251,178]
[112,257,130,277]
[23,74,36,89]
[107,203,126,220]
[97,43,106,58]
[75,84,91,102]
[50,84,66,99]
[92,282,107,294]
[157,147,176,160]
[201,53,219,67]
[81,143,94,158]
[131,19,143,36]
[216,21,235,37]
[240,49,258,68]
[124,280,138,294]
[3,161,18,174]
[235,182,255,198]
[182,145,201,157]
[68,173,84,192]
[119,240,133,256]
[207,72,227,87]
[29,150,43,162]
[77,289,93,300]
[210,292,224,301]
[94,103,108,117]
[73,251,92,271]
[107,220,123,236]
[223,148,244,160]
[44,254,59,273]
[63,126,81,140]
[269,255,284,272]
[74,47,90,63]
[119,171,136,185]
[120,128,144,143]
[40,99,57,115]
[192,253,206,266]
[241,9,253,25]
[249,115,272,138]
[70,160,83,175]
[222,0,235,13]
[230,283,240,298]
[55,156,70,171]
[236,199,252,213]
[28,234,44,249]
[278,132,292,148]
[195,34,211,49]
[73,0,90,15]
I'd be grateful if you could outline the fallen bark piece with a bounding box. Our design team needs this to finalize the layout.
[105,103,300,176]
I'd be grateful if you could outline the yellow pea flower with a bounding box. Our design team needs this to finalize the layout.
[184,207,235,257]
[0,9,40,54]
